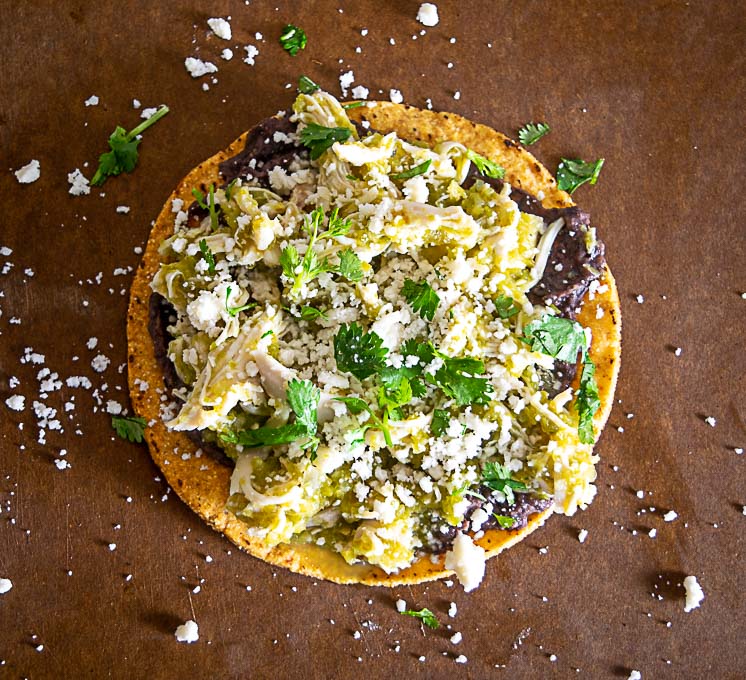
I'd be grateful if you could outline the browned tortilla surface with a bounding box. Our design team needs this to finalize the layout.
[127,102,621,586]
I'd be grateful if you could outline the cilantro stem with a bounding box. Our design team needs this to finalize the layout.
[127,105,170,140]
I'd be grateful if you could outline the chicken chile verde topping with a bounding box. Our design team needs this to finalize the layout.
[148,87,606,574]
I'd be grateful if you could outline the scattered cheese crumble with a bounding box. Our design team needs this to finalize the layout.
[444,532,486,592]
[14,160,41,184]
[416,3,440,27]
[0,578,12,594]
[207,17,232,40]
[683,575,704,612]
[184,57,218,78]
[175,619,199,643]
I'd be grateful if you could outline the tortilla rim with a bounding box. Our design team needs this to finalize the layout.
[127,102,621,586]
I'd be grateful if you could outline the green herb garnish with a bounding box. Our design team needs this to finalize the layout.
[300,306,327,321]
[279,24,307,56]
[225,285,256,317]
[111,415,147,443]
[576,358,600,445]
[401,608,439,629]
[298,75,319,94]
[337,248,363,282]
[481,461,527,506]
[342,101,366,110]
[198,238,216,275]
[557,157,604,194]
[430,408,450,437]
[91,106,169,186]
[493,514,517,529]
[521,314,587,363]
[494,294,520,319]
[300,123,352,160]
[391,159,431,180]
[466,149,505,179]
[333,323,388,381]
[334,396,393,448]
[518,122,550,146]
[401,278,440,321]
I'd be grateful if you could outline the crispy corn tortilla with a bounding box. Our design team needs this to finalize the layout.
[127,102,621,586]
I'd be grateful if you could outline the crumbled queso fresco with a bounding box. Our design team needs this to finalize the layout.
[150,88,602,588]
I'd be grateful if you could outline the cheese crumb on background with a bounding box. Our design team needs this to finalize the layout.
[184,57,218,78]
[5,395,25,411]
[14,159,41,184]
[444,532,486,592]
[339,70,355,96]
[0,578,12,594]
[628,672,642,680]
[578,529,588,543]
[67,168,90,196]
[207,17,232,40]
[243,45,259,66]
[175,619,199,643]
[84,95,99,107]
[663,510,678,522]
[221,48,233,60]
[389,89,404,104]
[395,598,406,612]
[683,575,704,612]
[416,3,440,27]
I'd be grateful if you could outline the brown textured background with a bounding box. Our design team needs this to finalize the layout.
[0,1,744,678]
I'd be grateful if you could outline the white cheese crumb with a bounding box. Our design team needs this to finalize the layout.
[207,17,232,40]
[54,459,70,471]
[5,395,25,411]
[243,45,259,66]
[140,107,158,120]
[444,532,486,592]
[67,168,91,196]
[704,416,716,427]
[628,672,641,680]
[648,528,657,538]
[108,543,116,551]
[636,294,644,304]
[205,555,213,563]
[577,529,588,543]
[416,3,440,27]
[453,90,461,100]
[221,48,233,60]
[84,95,99,107]
[683,575,704,612]
[91,354,110,373]
[14,159,41,184]
[116,205,130,214]
[35,644,44,652]
[86,337,98,350]
[450,631,462,644]
[0,578,12,594]
[674,347,682,356]
[133,98,141,109]
[735,447,744,455]
[448,601,457,617]
[351,85,369,100]
[389,89,404,104]
[636,490,645,499]
[175,619,199,643]
[395,598,406,612]
[455,655,467,664]
[663,510,678,522]
[339,70,355,97]
[184,57,218,78]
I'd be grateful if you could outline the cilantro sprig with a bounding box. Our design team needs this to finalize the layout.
[557,157,604,194]
[401,279,440,321]
[225,285,256,317]
[334,396,393,448]
[494,294,520,319]
[198,239,216,275]
[112,415,147,443]
[334,323,388,381]
[280,207,362,297]
[521,314,600,443]
[391,159,431,180]
[300,123,352,160]
[518,122,550,146]
[481,461,527,506]
[91,106,169,186]
[279,24,307,56]
[401,608,439,629]
[298,75,319,94]
[192,184,219,230]
[466,149,505,179]
[222,379,320,454]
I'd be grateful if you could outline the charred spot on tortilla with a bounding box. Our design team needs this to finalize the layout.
[128,89,621,587]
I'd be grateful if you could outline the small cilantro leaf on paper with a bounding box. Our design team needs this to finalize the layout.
[300,123,352,160]
[557,157,604,194]
[298,75,319,94]
[402,279,440,321]
[279,24,307,56]
[334,323,388,381]
[466,149,505,179]
[391,159,431,180]
[401,608,439,629]
[518,122,550,146]
[198,238,216,275]
[481,461,527,506]
[112,415,147,443]
[91,106,169,186]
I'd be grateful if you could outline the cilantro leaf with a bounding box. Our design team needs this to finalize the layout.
[334,323,388,381]
[493,514,517,529]
[191,187,207,209]
[300,123,352,160]
[300,305,327,321]
[557,157,604,194]
[222,423,309,448]
[342,101,366,110]
[494,294,520,319]
[321,208,352,238]
[334,396,392,447]
[430,353,492,407]
[337,248,363,282]
[518,122,550,146]
[522,314,588,363]
[286,378,320,436]
[401,608,439,629]
[576,357,600,444]
[401,279,440,321]
[391,159,431,180]
[466,149,505,179]
[431,408,450,437]
[112,415,147,443]
[481,461,527,506]
[225,285,256,317]
[198,238,216,275]
[280,245,300,279]
[298,75,319,94]
[279,24,307,56]
[91,106,169,186]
